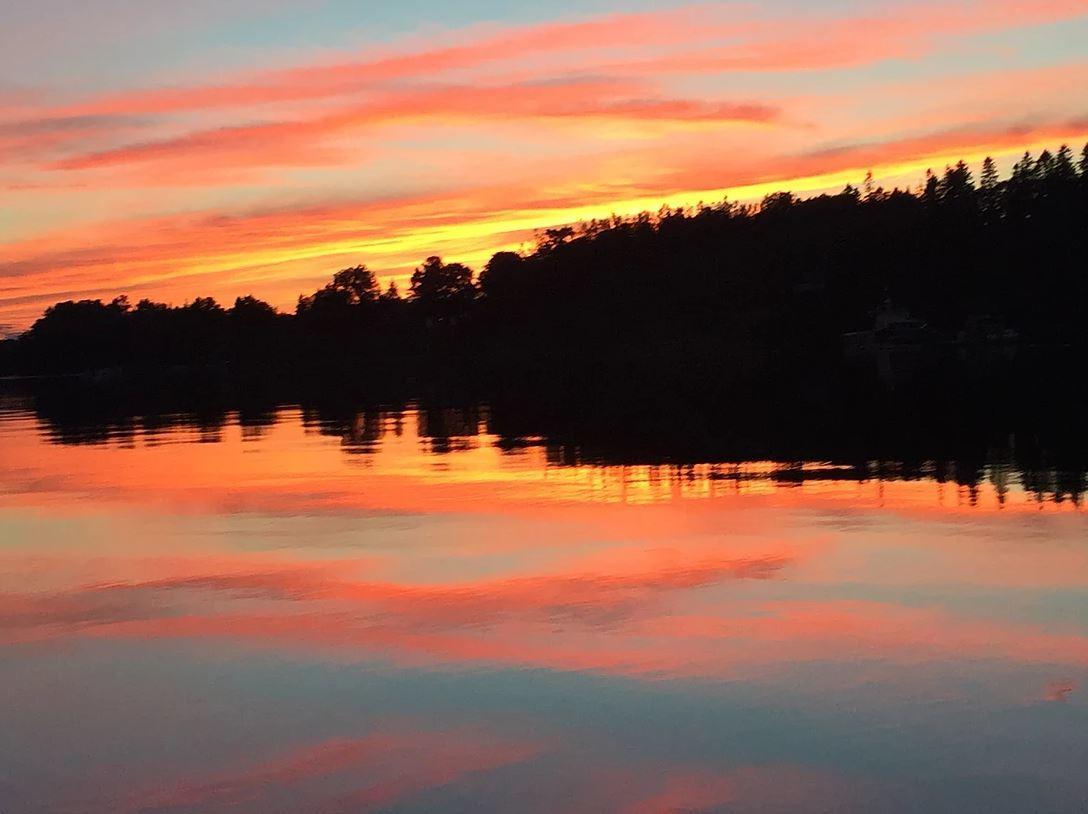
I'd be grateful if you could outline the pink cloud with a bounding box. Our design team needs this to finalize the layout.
[51,79,780,174]
[50,8,722,118]
[35,0,1088,124]
[606,0,1088,75]
[5,0,1081,183]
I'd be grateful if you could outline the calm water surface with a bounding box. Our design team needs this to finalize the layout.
[1,400,1085,813]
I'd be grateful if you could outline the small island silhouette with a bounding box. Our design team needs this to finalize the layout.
[2,146,1086,382]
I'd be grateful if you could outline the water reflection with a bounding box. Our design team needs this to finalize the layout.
[15,390,1088,507]
[0,391,1085,813]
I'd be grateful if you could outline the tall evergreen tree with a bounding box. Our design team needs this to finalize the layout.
[1035,149,1055,178]
[979,157,1001,219]
[923,169,939,205]
[1011,152,1036,182]
[1053,145,1077,181]
[938,161,974,205]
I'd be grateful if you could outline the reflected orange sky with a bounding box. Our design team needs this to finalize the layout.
[5,406,1083,518]
[2,407,1085,676]
[1,403,1086,812]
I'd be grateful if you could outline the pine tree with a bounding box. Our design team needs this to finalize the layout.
[923,169,939,205]
[979,156,1001,220]
[1079,143,1088,178]
[380,280,401,302]
[1011,151,1036,183]
[938,161,974,203]
[1053,145,1076,181]
[1036,149,1055,178]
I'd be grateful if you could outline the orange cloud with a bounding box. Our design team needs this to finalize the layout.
[51,79,780,174]
[59,721,855,814]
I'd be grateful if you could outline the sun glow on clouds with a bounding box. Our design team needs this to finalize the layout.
[2,0,1088,327]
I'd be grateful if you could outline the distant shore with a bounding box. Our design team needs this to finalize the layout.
[3,147,1086,383]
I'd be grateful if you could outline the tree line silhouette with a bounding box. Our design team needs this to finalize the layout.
[3,144,1087,379]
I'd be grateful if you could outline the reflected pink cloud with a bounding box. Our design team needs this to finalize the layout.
[1,409,1085,700]
[0,402,1086,810]
[1043,680,1075,703]
[609,765,860,814]
[619,770,735,814]
[92,728,542,814]
[67,726,857,814]
[0,548,794,646]
[4,553,1086,682]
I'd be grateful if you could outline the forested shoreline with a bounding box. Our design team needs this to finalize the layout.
[3,145,1087,380]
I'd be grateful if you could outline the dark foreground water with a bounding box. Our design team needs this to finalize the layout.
[0,391,1085,813]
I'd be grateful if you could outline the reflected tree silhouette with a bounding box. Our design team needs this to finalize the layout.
[10,354,1086,506]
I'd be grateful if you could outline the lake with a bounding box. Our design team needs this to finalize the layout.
[1,392,1085,813]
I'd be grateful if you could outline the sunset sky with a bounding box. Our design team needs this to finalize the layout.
[2,0,1087,331]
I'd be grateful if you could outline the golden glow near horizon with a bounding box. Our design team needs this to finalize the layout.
[2,1,1088,329]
